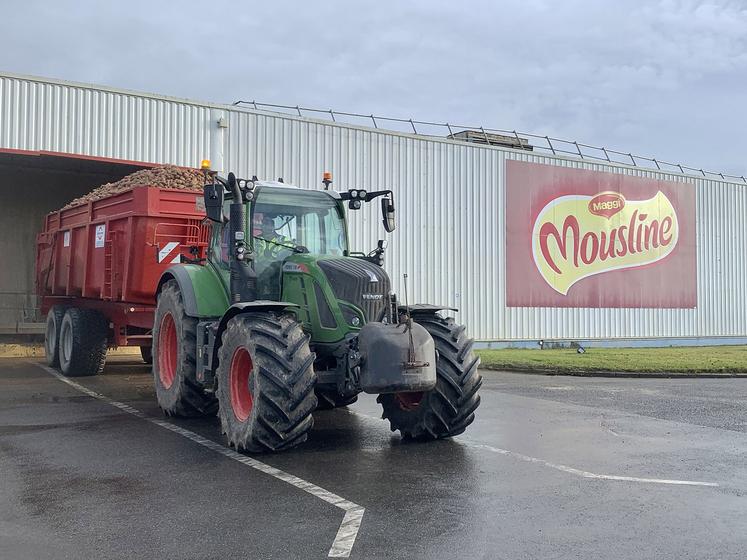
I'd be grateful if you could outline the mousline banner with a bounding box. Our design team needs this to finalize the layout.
[506,160,696,308]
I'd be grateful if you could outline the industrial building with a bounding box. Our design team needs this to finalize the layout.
[1,71,745,345]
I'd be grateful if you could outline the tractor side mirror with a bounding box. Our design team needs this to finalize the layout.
[381,197,396,233]
[203,183,224,222]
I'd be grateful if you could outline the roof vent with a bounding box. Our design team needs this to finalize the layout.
[447,130,532,151]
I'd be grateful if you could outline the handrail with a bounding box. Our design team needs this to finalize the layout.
[232,100,746,184]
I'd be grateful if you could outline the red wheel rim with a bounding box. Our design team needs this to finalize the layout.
[229,347,254,422]
[158,313,177,389]
[395,391,424,412]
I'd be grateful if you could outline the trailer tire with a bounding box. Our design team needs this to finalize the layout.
[153,280,217,417]
[216,312,317,453]
[58,308,108,377]
[314,388,358,410]
[378,314,482,440]
[44,305,66,368]
[140,346,153,364]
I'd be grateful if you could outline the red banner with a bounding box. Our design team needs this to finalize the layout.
[506,160,696,308]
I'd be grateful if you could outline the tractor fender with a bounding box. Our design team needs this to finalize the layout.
[156,265,229,318]
[209,301,300,375]
[398,303,458,315]
[215,301,299,337]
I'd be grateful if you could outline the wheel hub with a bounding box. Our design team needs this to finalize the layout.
[46,317,57,357]
[158,313,177,389]
[395,391,424,412]
[229,347,254,422]
[60,320,73,365]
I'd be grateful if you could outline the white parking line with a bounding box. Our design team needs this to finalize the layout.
[466,442,719,487]
[36,363,365,558]
[346,410,720,488]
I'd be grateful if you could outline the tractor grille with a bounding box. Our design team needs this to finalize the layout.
[318,258,390,322]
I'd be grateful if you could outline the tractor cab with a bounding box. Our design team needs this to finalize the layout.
[209,183,349,301]
[251,184,348,301]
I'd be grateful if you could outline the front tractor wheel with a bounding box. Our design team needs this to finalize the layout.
[216,312,317,453]
[378,314,482,440]
[152,280,217,417]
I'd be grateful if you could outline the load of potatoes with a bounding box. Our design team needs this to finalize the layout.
[62,165,206,209]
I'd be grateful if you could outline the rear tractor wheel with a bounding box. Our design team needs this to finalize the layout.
[58,308,108,377]
[216,312,317,453]
[152,280,217,417]
[378,314,482,440]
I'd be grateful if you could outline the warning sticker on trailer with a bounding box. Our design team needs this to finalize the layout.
[158,242,181,264]
[63,231,71,247]
[94,225,106,248]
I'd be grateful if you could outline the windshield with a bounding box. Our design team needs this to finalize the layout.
[251,187,347,256]
[248,187,347,300]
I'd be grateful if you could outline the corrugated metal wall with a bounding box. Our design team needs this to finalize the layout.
[2,72,746,340]
[0,74,212,166]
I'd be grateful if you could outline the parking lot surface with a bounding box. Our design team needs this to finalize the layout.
[1,356,745,559]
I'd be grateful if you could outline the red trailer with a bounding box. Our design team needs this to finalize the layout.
[36,185,208,375]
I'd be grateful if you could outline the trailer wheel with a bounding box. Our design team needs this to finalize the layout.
[140,346,153,365]
[378,314,482,440]
[58,308,108,377]
[314,388,358,410]
[216,312,317,453]
[153,280,217,417]
[44,305,66,368]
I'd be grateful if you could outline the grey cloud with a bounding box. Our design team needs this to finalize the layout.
[1,0,745,175]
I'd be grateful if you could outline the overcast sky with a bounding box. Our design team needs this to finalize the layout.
[2,0,745,176]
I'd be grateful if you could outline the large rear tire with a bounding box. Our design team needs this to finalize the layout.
[58,308,108,377]
[44,305,66,368]
[378,314,482,440]
[216,312,317,453]
[152,280,217,417]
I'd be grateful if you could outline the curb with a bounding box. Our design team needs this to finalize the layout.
[481,366,747,378]
[0,344,142,359]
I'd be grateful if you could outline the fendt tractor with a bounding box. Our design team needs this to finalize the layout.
[39,165,482,452]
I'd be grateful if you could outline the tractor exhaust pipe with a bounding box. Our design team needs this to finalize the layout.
[227,173,257,303]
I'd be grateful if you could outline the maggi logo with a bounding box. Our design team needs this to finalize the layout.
[588,192,625,218]
[532,191,679,295]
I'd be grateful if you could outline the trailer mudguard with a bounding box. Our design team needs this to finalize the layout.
[157,264,230,318]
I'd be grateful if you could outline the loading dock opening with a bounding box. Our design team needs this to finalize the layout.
[0,149,151,338]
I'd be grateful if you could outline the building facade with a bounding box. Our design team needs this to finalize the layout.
[1,72,745,344]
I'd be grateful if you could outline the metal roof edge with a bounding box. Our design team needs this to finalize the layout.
[0,69,232,111]
[1,70,744,188]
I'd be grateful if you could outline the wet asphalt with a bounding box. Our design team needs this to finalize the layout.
[1,356,746,560]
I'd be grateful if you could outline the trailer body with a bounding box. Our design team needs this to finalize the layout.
[36,186,207,346]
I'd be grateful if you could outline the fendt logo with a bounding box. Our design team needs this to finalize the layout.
[532,191,679,295]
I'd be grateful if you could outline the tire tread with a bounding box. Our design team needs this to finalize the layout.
[378,313,482,440]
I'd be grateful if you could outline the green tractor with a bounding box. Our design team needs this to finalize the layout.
[152,170,482,452]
